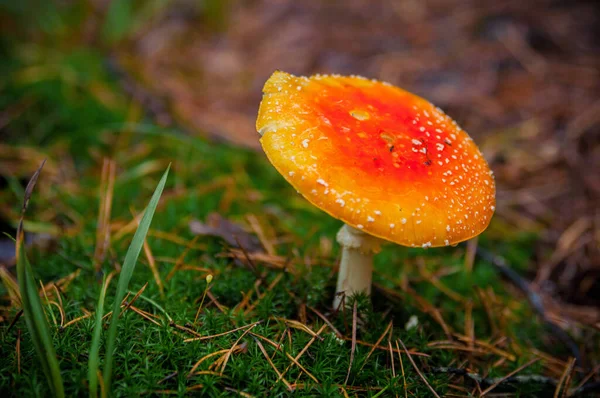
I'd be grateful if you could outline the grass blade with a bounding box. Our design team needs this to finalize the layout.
[102,165,170,392]
[88,273,111,398]
[16,161,65,397]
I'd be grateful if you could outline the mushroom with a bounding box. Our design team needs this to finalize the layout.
[256,71,496,308]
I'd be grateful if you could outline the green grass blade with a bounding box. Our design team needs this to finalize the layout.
[88,273,110,398]
[102,166,170,393]
[17,232,65,397]
[15,161,65,397]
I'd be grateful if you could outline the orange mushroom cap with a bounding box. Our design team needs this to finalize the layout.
[257,71,496,248]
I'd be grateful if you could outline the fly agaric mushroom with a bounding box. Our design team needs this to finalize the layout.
[256,71,496,308]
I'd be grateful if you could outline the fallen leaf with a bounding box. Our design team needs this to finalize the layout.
[189,213,262,252]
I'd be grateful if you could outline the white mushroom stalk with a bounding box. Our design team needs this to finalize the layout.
[333,224,382,309]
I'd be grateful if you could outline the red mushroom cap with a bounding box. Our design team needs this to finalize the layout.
[257,71,496,248]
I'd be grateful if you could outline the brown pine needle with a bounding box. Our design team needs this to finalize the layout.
[464,300,474,349]
[65,270,114,330]
[378,283,453,339]
[0,266,21,307]
[344,300,358,385]
[342,338,429,357]
[554,357,576,398]
[153,389,179,395]
[40,281,58,326]
[170,322,202,337]
[279,324,327,381]
[186,383,204,392]
[48,300,65,328]
[307,306,342,337]
[480,358,540,396]
[129,305,162,326]
[417,260,466,304]
[449,335,517,361]
[359,320,393,372]
[188,349,230,376]
[94,158,115,272]
[246,214,276,255]
[274,317,322,340]
[16,329,21,375]
[120,282,148,317]
[244,275,285,315]
[388,338,395,379]
[253,336,293,391]
[49,285,66,328]
[7,310,23,333]
[97,369,105,397]
[427,345,496,356]
[143,238,164,296]
[223,249,289,270]
[224,387,256,398]
[219,324,258,375]
[475,288,498,336]
[235,283,259,314]
[340,386,350,398]
[531,348,573,370]
[184,321,261,343]
[211,349,234,371]
[397,337,441,398]
[569,364,600,395]
[395,340,408,398]
[386,326,398,398]
[147,230,207,250]
[250,332,320,384]
[206,291,228,313]
[62,312,92,328]
[41,269,81,298]
[270,328,288,361]
[191,370,224,377]
[193,280,212,324]
[165,236,201,281]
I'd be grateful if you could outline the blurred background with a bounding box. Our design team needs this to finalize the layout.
[1,0,599,322]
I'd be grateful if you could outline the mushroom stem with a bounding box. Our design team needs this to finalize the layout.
[333,224,382,309]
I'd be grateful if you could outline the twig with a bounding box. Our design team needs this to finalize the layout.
[432,366,558,390]
[481,358,540,396]
[571,382,600,397]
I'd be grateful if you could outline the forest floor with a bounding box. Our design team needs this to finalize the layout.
[0,1,599,397]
